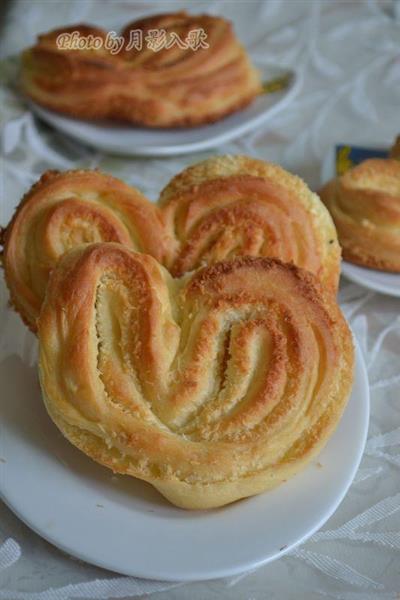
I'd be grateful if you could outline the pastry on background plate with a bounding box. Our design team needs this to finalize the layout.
[320,138,400,272]
[390,135,400,159]
[1,156,341,331]
[21,11,262,127]
[38,244,354,509]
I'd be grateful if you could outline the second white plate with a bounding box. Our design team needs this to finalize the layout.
[0,329,369,582]
[28,62,299,156]
[342,261,400,297]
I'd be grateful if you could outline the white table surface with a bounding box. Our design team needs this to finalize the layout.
[0,1,399,598]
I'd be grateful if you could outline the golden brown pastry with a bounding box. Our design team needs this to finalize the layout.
[319,158,400,272]
[38,244,354,509]
[21,12,262,127]
[389,135,400,159]
[1,170,166,331]
[160,155,341,287]
[1,156,341,331]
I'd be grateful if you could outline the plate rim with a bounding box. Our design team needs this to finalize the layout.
[341,261,400,298]
[0,337,369,582]
[28,61,301,157]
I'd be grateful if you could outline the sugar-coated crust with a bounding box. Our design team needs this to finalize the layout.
[38,245,354,509]
[160,155,341,288]
[319,159,400,272]
[1,169,165,331]
[21,12,262,128]
[1,156,342,330]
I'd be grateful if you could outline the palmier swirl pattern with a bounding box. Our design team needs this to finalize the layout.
[1,156,341,331]
[38,244,353,509]
[1,170,165,329]
[320,158,400,272]
[160,155,340,283]
[21,12,262,127]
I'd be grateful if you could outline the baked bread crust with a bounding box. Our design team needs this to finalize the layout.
[319,158,400,272]
[1,156,341,331]
[390,135,400,159]
[21,12,262,127]
[38,244,354,509]
[160,155,341,287]
[1,169,165,330]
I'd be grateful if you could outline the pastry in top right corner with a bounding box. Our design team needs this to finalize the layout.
[319,137,400,272]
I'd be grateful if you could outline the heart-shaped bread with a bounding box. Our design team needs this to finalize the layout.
[320,158,400,272]
[21,11,262,127]
[1,155,341,331]
[38,243,353,509]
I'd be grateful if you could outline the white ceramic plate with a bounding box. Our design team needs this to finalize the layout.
[341,262,400,297]
[0,338,368,582]
[28,62,299,157]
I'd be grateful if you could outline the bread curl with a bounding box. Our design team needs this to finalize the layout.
[2,156,341,330]
[21,12,262,127]
[38,244,354,509]
[320,157,400,272]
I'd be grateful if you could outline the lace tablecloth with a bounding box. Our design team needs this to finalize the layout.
[1,1,400,598]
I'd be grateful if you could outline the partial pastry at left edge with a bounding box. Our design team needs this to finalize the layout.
[0,170,166,331]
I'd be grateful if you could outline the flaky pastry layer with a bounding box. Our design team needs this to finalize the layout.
[320,158,400,272]
[1,156,341,330]
[21,12,262,127]
[38,245,354,509]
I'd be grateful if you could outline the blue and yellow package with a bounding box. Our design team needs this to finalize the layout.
[335,144,389,175]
